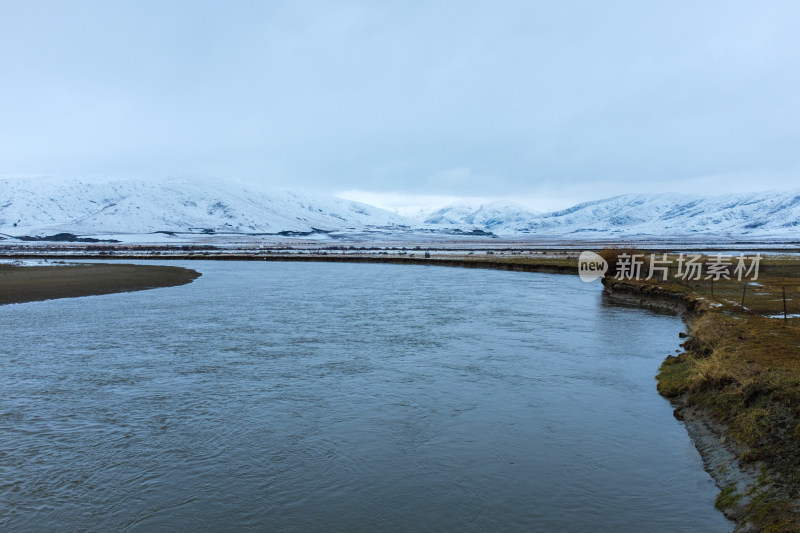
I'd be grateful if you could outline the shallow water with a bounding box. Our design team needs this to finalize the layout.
[0,261,731,532]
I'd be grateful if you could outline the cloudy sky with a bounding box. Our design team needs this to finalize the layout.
[1,1,798,211]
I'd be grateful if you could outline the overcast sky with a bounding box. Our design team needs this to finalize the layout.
[1,1,798,211]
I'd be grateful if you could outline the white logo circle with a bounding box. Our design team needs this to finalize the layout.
[578,251,608,282]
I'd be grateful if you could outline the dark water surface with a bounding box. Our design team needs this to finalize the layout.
[0,261,731,532]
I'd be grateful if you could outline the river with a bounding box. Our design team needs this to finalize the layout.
[0,261,731,531]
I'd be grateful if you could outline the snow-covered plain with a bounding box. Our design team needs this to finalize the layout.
[0,177,798,243]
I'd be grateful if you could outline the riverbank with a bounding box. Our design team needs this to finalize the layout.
[0,251,580,273]
[604,277,800,532]
[0,263,201,305]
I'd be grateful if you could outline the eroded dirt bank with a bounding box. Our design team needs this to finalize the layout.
[604,278,800,532]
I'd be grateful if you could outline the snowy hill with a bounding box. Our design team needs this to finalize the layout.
[0,176,407,236]
[511,192,800,238]
[419,192,800,238]
[0,177,797,241]
[416,201,541,230]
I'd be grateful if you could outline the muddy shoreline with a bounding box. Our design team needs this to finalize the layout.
[0,263,201,305]
[603,281,762,528]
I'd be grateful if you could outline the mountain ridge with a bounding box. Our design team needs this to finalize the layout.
[0,176,407,236]
[1,177,798,240]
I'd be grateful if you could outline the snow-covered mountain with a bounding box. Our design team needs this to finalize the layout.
[419,192,800,238]
[415,201,540,230]
[0,176,407,236]
[510,192,800,238]
[1,177,798,240]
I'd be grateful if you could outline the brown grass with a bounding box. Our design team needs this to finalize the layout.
[620,256,800,531]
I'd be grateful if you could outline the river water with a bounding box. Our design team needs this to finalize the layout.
[0,261,731,532]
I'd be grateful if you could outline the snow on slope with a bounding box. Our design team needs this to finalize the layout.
[416,201,541,230]
[0,176,408,235]
[1,177,798,239]
[512,192,800,237]
[413,192,800,238]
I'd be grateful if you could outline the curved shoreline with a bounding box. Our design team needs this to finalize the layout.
[601,282,759,523]
[0,263,201,305]
[603,278,800,531]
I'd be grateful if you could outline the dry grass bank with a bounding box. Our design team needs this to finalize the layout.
[604,253,800,532]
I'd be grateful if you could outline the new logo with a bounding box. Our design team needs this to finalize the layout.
[578,251,608,282]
